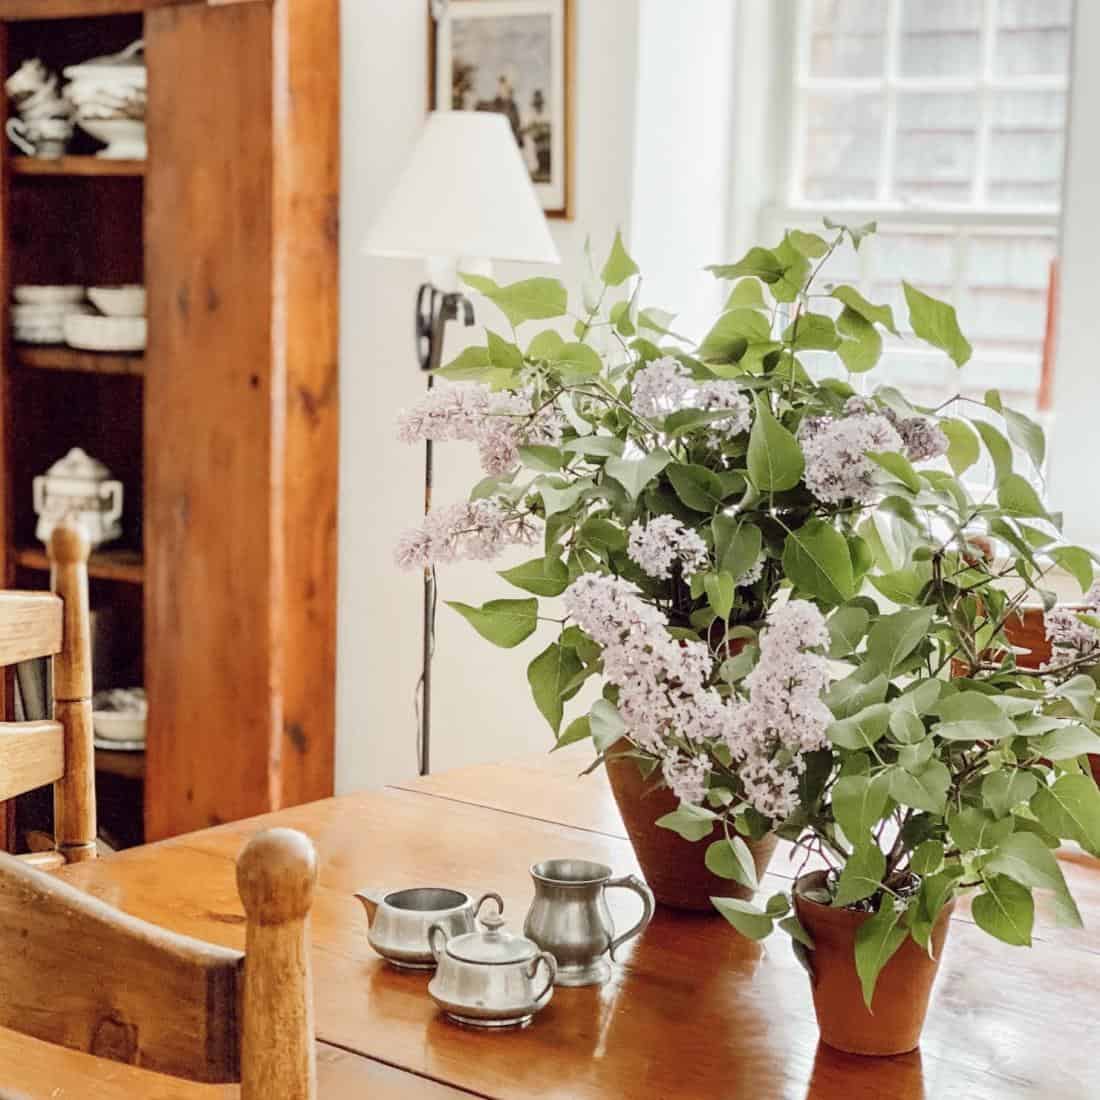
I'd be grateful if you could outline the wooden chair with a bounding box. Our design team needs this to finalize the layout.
[0,826,318,1099]
[0,519,96,869]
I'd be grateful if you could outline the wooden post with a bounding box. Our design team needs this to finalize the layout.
[48,520,96,863]
[236,828,317,1100]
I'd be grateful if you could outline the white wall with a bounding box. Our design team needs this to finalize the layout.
[337,0,642,791]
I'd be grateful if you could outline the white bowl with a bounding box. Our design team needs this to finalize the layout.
[76,118,146,160]
[64,313,146,352]
[92,709,145,743]
[88,285,146,318]
[13,284,85,305]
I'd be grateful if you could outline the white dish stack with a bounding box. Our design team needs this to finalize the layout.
[4,59,75,158]
[64,40,147,160]
[12,286,90,345]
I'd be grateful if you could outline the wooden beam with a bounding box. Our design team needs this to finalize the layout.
[0,0,269,21]
[0,592,61,666]
[0,722,63,802]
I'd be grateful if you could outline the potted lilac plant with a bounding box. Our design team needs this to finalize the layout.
[395,225,1100,1054]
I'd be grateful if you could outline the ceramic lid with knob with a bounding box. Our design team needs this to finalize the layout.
[42,447,113,485]
[443,912,539,965]
[64,40,146,87]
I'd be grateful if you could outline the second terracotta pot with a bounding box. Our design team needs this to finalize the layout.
[604,739,777,911]
[794,870,955,1056]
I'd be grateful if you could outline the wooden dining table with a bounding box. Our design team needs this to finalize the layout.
[2,745,1098,1099]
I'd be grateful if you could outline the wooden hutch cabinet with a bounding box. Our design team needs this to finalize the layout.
[0,0,339,842]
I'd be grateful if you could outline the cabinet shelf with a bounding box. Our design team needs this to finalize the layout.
[13,346,145,377]
[12,156,145,178]
[13,545,144,584]
[95,747,144,781]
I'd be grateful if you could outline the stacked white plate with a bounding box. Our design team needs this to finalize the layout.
[64,40,146,159]
[66,284,147,351]
[12,285,89,344]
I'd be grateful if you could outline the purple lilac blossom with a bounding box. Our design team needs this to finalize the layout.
[627,515,709,580]
[1044,582,1100,667]
[631,355,752,438]
[798,412,905,505]
[394,498,538,570]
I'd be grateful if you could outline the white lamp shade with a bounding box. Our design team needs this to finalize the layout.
[364,112,560,266]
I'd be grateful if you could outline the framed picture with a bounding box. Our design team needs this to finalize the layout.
[430,0,574,219]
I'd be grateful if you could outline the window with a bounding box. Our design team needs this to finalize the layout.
[761,0,1071,417]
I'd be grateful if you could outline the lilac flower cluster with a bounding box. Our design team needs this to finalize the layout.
[843,397,949,463]
[798,412,905,505]
[1044,582,1100,667]
[723,600,832,821]
[396,382,562,477]
[630,356,752,438]
[394,498,539,570]
[627,515,709,580]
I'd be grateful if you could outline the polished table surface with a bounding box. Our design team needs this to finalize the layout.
[2,746,1099,1099]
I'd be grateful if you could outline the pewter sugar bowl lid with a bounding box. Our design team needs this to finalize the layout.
[444,913,538,965]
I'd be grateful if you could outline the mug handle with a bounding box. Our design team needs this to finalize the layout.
[527,950,557,1002]
[427,922,449,964]
[472,891,504,922]
[6,118,34,156]
[101,481,124,528]
[604,873,655,961]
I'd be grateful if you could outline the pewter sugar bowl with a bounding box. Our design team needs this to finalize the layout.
[33,447,123,548]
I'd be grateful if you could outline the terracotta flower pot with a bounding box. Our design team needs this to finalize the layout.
[794,870,955,1056]
[604,738,778,911]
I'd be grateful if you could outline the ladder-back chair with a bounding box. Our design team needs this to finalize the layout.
[0,827,318,1099]
[0,519,95,869]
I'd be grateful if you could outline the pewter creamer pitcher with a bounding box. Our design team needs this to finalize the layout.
[523,859,654,986]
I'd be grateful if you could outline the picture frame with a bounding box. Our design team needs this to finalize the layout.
[429,0,574,219]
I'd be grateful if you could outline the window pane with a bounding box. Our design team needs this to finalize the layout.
[894,93,978,204]
[899,0,981,78]
[808,0,886,78]
[995,0,1072,76]
[988,92,1065,207]
[803,93,883,200]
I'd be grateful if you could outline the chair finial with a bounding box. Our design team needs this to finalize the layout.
[48,517,91,567]
[236,829,317,926]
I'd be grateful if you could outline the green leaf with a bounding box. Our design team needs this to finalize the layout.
[711,897,774,940]
[829,703,892,752]
[909,868,961,954]
[836,307,883,373]
[1031,774,1100,854]
[553,716,591,751]
[997,473,1046,519]
[985,831,1082,928]
[578,518,627,553]
[526,642,584,734]
[1055,674,1098,721]
[604,448,671,498]
[704,836,759,890]
[935,718,1017,743]
[527,330,565,360]
[782,519,856,606]
[704,572,735,622]
[982,770,1039,818]
[1036,724,1100,760]
[498,557,570,597]
[867,450,921,493]
[447,598,538,648]
[486,330,524,371]
[887,760,950,815]
[830,285,899,334]
[854,901,907,1009]
[940,418,980,476]
[889,708,926,745]
[562,435,624,458]
[517,445,564,473]
[826,667,888,719]
[539,479,589,518]
[1003,407,1046,469]
[948,806,1014,852]
[863,607,934,676]
[903,281,972,367]
[551,341,603,381]
[668,463,725,512]
[698,308,772,362]
[868,562,932,606]
[778,914,814,948]
[435,345,494,381]
[972,875,1034,946]
[601,229,639,287]
[771,236,812,302]
[824,216,877,251]
[910,840,944,877]
[974,420,1013,482]
[787,228,830,258]
[783,312,840,351]
[747,395,804,492]
[834,844,886,907]
[655,803,718,842]
[827,605,870,659]
[707,247,784,284]
[832,772,890,839]
[725,279,767,310]
[461,274,568,328]
[936,691,1008,725]
[589,699,626,753]
[712,516,762,581]
[1051,547,1095,593]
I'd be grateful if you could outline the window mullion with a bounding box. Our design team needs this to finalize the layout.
[790,0,812,205]
[878,0,902,204]
[972,0,999,206]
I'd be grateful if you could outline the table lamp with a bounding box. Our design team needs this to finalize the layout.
[364,110,560,775]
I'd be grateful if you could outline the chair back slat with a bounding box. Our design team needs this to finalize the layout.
[0,592,62,667]
[0,721,64,802]
[0,850,244,1083]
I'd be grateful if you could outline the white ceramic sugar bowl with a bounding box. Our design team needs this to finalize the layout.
[33,447,123,548]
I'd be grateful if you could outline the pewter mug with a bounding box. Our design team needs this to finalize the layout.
[523,859,654,986]
[355,886,502,970]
